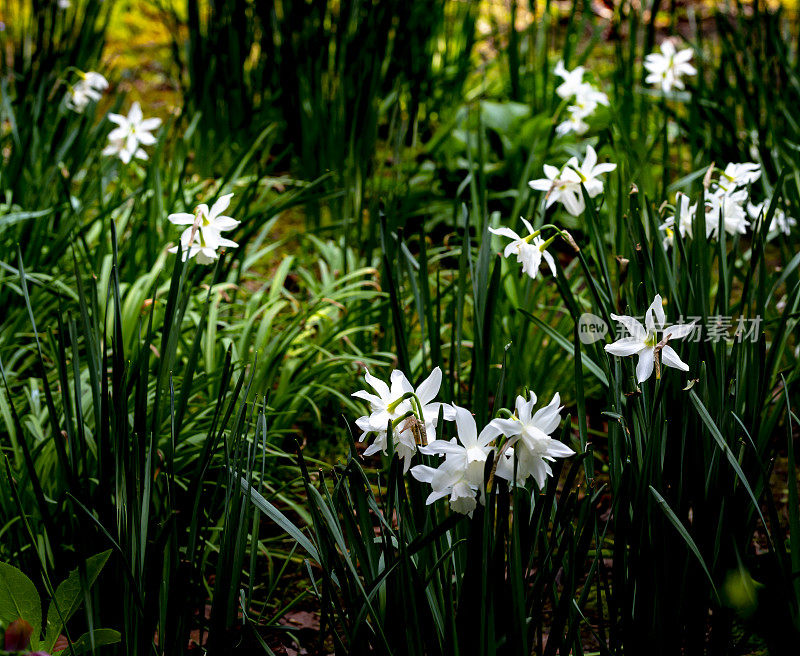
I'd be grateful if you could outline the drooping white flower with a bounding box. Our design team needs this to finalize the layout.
[58,0,71,8]
[410,460,479,515]
[168,193,240,264]
[644,40,697,93]
[353,369,414,463]
[410,366,457,444]
[705,189,749,237]
[564,145,617,198]
[574,82,610,111]
[715,162,761,195]
[556,110,590,136]
[84,72,108,93]
[553,72,609,136]
[556,87,607,136]
[488,217,556,280]
[529,164,584,216]
[604,294,695,383]
[412,405,499,515]
[747,200,797,239]
[352,366,454,473]
[553,60,586,99]
[530,147,615,217]
[490,393,574,489]
[102,102,161,164]
[530,145,617,216]
[660,192,696,247]
[66,71,108,113]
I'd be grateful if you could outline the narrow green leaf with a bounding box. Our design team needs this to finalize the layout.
[649,486,719,600]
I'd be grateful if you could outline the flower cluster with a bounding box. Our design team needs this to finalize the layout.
[68,83,243,262]
[644,40,697,93]
[351,367,454,472]
[553,60,610,136]
[529,145,616,217]
[66,71,108,113]
[352,366,575,515]
[660,162,796,247]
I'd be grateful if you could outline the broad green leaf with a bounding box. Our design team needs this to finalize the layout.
[0,561,42,645]
[44,551,111,651]
[479,100,531,135]
[52,628,121,655]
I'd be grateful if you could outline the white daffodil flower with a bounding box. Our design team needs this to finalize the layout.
[488,217,556,280]
[715,162,761,195]
[554,78,609,136]
[660,192,696,248]
[556,110,590,136]
[102,101,161,164]
[705,189,749,237]
[564,145,617,198]
[83,72,108,93]
[168,193,240,264]
[410,460,479,516]
[412,405,500,515]
[748,200,797,239]
[490,393,574,489]
[66,72,108,113]
[553,60,586,99]
[352,366,454,473]
[529,164,584,216]
[605,294,695,383]
[167,235,219,264]
[531,145,617,216]
[411,366,457,444]
[644,40,697,93]
[353,369,414,464]
[556,89,605,136]
[574,82,610,110]
[562,98,601,128]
